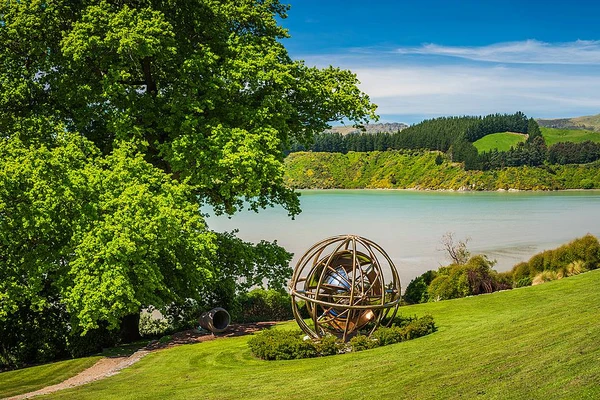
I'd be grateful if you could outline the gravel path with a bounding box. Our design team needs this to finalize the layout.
[5,322,277,400]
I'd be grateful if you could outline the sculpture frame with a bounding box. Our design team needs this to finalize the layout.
[289,234,401,342]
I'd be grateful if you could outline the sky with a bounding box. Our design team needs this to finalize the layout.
[280,0,600,124]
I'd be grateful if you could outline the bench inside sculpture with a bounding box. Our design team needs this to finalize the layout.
[290,235,401,341]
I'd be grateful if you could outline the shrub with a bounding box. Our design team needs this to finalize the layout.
[402,315,436,340]
[428,256,506,301]
[249,315,437,360]
[67,325,118,358]
[404,270,437,304]
[515,276,533,288]
[566,260,588,276]
[139,311,169,338]
[315,335,343,356]
[371,326,404,346]
[0,303,70,370]
[158,335,172,344]
[236,289,293,323]
[349,335,378,352]
[507,235,600,285]
[532,270,559,285]
[248,329,317,361]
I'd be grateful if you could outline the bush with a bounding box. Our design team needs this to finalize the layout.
[349,335,378,352]
[139,311,169,338]
[371,326,404,346]
[315,335,343,356]
[428,256,505,301]
[249,315,437,360]
[158,335,172,344]
[514,276,533,288]
[532,270,558,285]
[402,315,436,340]
[236,289,293,323]
[404,270,437,304]
[248,329,317,361]
[66,325,118,358]
[507,235,600,285]
[0,302,70,370]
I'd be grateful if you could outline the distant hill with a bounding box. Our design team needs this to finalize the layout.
[325,122,408,135]
[537,113,600,132]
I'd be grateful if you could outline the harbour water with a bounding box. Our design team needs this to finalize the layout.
[206,190,600,285]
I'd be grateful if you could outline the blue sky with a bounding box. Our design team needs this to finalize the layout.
[280,1,600,124]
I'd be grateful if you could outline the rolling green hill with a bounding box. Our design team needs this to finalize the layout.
[472,128,600,153]
[473,132,527,153]
[38,270,600,400]
[541,127,600,146]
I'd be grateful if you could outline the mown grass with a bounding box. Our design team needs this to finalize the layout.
[542,127,600,146]
[0,356,101,398]
[41,270,600,400]
[473,132,527,153]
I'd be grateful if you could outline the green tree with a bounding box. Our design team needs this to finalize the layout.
[403,270,437,304]
[526,118,543,143]
[0,0,376,367]
[427,256,501,301]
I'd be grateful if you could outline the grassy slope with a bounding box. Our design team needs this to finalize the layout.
[474,132,527,153]
[0,357,101,398]
[537,113,600,132]
[44,271,600,400]
[571,114,600,131]
[284,151,600,190]
[542,127,600,146]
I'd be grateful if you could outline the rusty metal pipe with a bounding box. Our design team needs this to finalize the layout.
[199,307,230,333]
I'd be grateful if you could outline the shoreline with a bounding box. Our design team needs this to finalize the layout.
[293,187,600,193]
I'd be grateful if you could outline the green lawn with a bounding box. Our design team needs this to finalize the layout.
[473,132,527,153]
[0,356,101,398]
[541,127,600,146]
[38,270,600,400]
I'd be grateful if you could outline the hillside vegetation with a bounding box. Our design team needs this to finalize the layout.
[293,113,600,172]
[538,113,600,132]
[541,127,600,145]
[38,270,600,399]
[284,151,600,190]
[473,132,527,153]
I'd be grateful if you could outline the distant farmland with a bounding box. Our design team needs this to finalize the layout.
[473,132,527,153]
[541,127,600,146]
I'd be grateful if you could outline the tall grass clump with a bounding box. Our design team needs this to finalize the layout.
[509,235,600,285]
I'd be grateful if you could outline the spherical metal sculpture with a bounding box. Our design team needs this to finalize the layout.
[290,235,401,341]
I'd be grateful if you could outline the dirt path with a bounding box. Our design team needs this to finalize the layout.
[5,322,276,400]
[6,350,150,400]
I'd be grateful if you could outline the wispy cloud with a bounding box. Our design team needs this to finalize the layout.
[395,40,600,65]
[353,65,600,120]
[297,40,600,122]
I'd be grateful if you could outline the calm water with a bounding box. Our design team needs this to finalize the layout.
[207,190,600,286]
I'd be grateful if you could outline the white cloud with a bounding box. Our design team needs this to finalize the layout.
[296,42,600,121]
[395,40,600,65]
[352,65,600,118]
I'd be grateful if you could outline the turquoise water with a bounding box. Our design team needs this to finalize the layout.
[207,190,600,285]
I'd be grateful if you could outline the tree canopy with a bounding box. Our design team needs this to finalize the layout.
[0,0,377,368]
